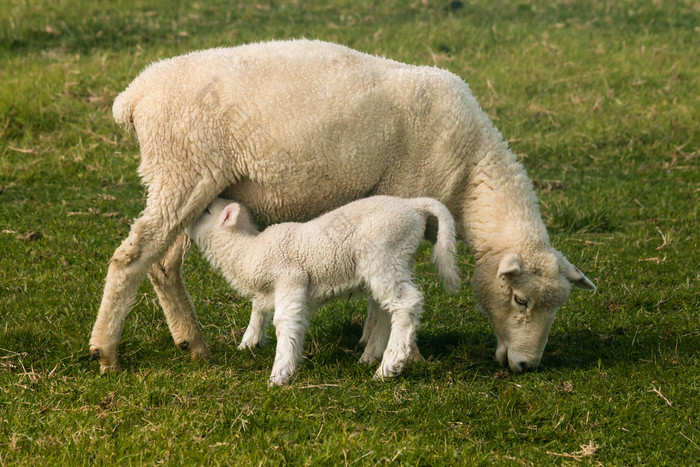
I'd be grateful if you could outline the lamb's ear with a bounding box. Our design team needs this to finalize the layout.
[560,258,596,291]
[497,253,522,279]
[219,203,241,227]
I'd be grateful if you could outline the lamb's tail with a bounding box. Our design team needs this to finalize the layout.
[407,198,461,294]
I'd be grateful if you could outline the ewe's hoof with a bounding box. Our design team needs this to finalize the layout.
[177,337,211,361]
[189,344,212,362]
[100,362,121,374]
[90,346,120,374]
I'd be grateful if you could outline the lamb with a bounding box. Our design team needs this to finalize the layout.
[90,39,595,375]
[185,196,460,384]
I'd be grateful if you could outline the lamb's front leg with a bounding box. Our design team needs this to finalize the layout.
[269,282,310,386]
[238,301,270,350]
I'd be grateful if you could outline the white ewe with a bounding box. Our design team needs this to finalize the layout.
[90,39,595,374]
[185,196,460,384]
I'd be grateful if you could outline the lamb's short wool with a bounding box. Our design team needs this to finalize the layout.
[186,196,460,384]
[90,39,595,374]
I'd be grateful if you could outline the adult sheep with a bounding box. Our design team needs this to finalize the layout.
[90,39,595,374]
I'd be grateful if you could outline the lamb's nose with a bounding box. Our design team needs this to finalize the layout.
[515,361,532,373]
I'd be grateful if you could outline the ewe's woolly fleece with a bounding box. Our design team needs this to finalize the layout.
[113,39,546,262]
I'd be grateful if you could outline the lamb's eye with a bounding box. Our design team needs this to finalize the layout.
[205,207,211,214]
[514,294,528,307]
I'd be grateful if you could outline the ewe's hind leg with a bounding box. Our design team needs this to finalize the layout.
[90,212,178,372]
[239,301,271,350]
[269,284,310,386]
[359,299,391,365]
[148,232,210,361]
[375,283,424,380]
[90,176,220,373]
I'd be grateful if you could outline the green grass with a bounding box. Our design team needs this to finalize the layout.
[1,0,698,464]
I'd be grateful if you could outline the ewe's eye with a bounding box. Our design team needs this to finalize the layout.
[205,207,211,214]
[513,294,528,307]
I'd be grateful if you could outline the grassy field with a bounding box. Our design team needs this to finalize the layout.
[1,0,698,464]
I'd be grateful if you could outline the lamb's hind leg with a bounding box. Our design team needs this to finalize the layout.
[359,298,390,364]
[360,297,423,365]
[374,282,424,380]
[148,232,210,361]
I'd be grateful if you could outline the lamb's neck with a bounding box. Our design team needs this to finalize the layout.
[464,145,550,262]
[204,230,258,277]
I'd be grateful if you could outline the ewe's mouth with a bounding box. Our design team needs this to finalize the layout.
[496,348,536,373]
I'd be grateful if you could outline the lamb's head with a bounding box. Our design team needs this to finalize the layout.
[472,248,595,373]
[185,198,258,245]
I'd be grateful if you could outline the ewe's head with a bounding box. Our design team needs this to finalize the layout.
[472,248,595,373]
[185,198,257,243]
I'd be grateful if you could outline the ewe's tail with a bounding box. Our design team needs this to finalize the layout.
[112,84,141,132]
[407,198,461,294]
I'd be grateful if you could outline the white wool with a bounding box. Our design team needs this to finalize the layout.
[90,40,594,375]
[186,195,460,385]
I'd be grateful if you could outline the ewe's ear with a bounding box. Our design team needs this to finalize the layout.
[497,253,522,279]
[561,257,596,291]
[219,203,241,227]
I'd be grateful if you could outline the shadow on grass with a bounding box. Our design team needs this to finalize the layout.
[5,316,689,377]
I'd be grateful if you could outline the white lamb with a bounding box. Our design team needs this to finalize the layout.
[90,39,595,375]
[185,196,460,385]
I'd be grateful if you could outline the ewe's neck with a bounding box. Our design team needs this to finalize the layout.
[464,144,550,262]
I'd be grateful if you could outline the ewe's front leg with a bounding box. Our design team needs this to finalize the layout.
[269,285,310,386]
[375,284,424,380]
[148,232,210,361]
[239,301,271,350]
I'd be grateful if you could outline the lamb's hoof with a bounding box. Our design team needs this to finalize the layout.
[358,352,378,365]
[179,341,189,351]
[408,347,425,363]
[269,369,294,386]
[373,364,402,381]
[238,338,267,350]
